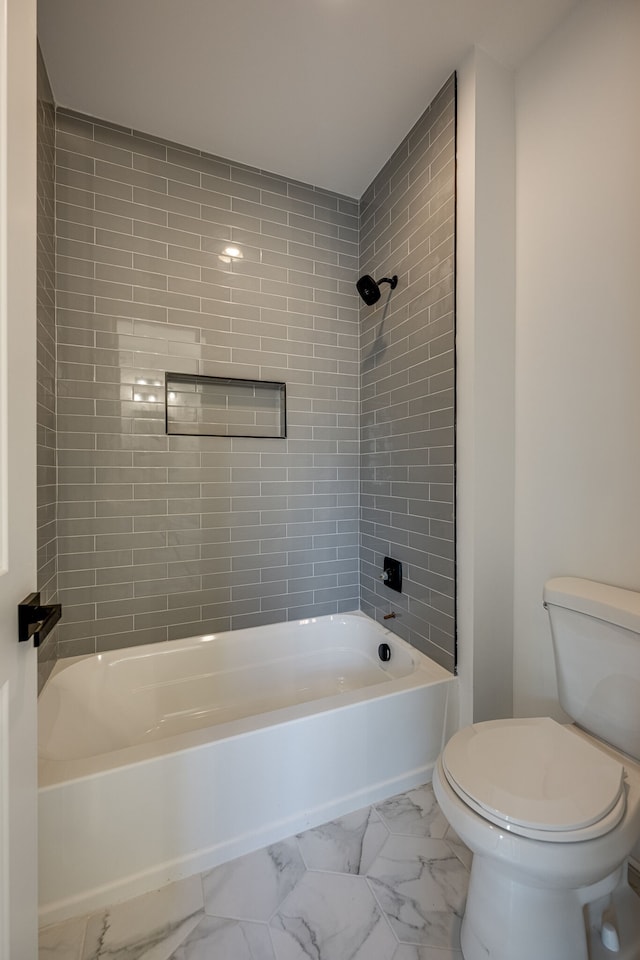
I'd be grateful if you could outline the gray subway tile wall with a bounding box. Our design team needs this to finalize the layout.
[359,75,456,671]
[36,46,58,690]
[38,77,457,664]
[54,111,361,655]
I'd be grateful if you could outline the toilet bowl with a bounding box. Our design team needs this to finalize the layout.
[435,578,640,960]
[433,719,640,960]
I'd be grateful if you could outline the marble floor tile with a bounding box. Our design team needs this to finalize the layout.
[366,836,469,949]
[375,785,448,839]
[295,806,389,875]
[202,838,306,922]
[39,916,86,960]
[270,871,397,960]
[392,946,463,960]
[40,782,472,960]
[171,916,276,959]
[81,874,203,960]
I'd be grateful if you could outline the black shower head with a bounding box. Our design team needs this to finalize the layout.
[356,274,398,306]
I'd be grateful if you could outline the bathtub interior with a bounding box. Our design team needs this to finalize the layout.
[38,612,444,766]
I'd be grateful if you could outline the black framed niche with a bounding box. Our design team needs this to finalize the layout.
[165,373,287,439]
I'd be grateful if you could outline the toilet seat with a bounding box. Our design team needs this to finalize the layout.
[441,717,627,842]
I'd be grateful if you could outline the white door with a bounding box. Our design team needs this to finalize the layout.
[0,0,39,955]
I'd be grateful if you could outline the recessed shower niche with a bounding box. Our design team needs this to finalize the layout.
[165,373,287,439]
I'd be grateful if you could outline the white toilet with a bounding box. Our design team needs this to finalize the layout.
[433,577,640,960]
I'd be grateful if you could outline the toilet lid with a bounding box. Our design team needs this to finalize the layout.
[442,718,626,838]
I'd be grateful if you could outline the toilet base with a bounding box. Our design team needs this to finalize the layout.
[460,855,640,960]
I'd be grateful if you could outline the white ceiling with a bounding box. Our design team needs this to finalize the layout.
[38,0,578,199]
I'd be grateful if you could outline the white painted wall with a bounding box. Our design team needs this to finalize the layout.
[513,0,640,717]
[456,47,516,725]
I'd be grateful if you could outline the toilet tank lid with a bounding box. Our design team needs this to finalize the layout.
[544,577,640,634]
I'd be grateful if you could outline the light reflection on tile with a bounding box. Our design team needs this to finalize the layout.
[392,946,463,960]
[202,839,306,922]
[295,806,388,875]
[39,916,86,960]
[171,916,276,959]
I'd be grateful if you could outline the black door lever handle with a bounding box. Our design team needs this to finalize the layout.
[18,592,62,647]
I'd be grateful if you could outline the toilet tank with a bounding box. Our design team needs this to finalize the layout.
[543,577,640,762]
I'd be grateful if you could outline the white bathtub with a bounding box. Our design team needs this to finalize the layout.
[38,612,455,924]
